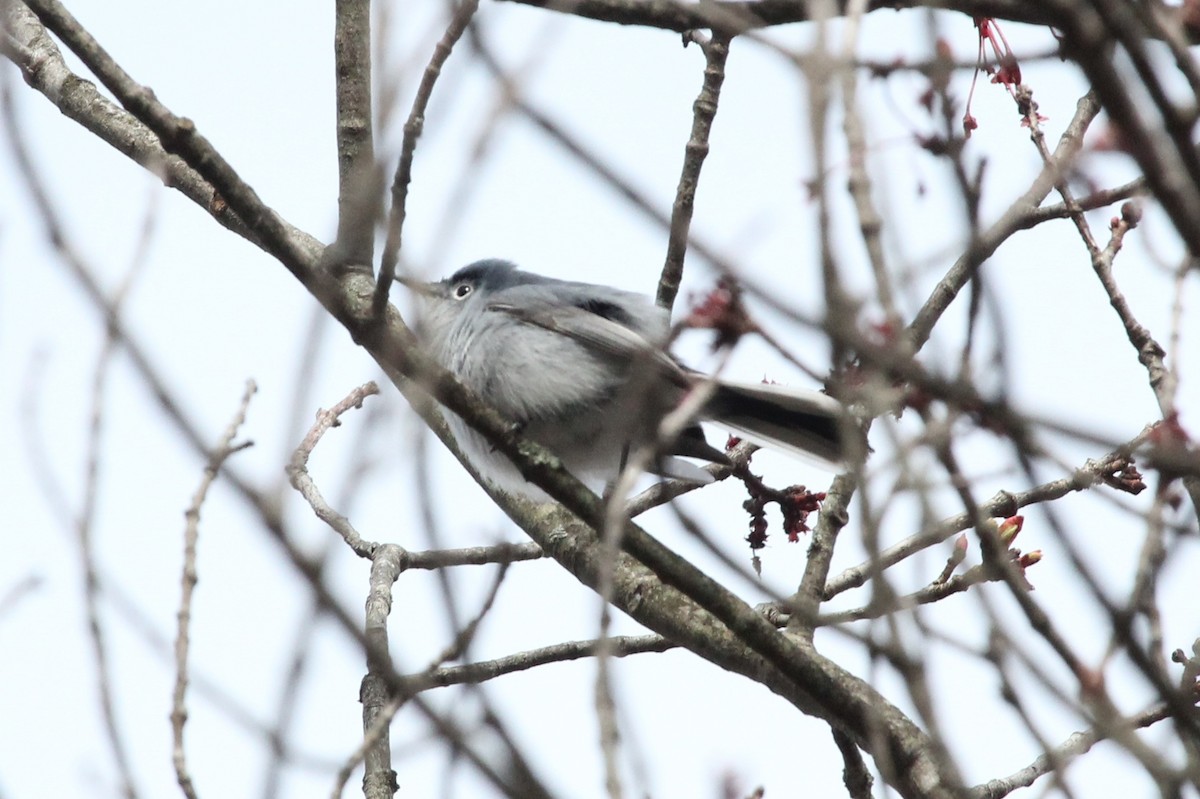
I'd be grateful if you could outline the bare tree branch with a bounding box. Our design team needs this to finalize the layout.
[824,445,1143,599]
[832,728,874,799]
[360,545,403,799]
[376,0,480,314]
[0,574,41,622]
[839,0,896,320]
[657,30,730,311]
[969,703,1174,799]
[0,3,321,256]
[1051,0,1200,260]
[173,381,258,799]
[405,541,544,569]
[331,0,378,272]
[495,0,1062,36]
[15,0,325,285]
[907,91,1102,352]
[286,381,383,559]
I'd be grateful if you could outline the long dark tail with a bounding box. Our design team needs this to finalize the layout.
[706,380,848,466]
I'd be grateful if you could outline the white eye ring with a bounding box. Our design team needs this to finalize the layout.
[453,283,473,300]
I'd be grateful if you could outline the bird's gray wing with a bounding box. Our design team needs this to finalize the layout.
[488,289,735,471]
[486,296,687,384]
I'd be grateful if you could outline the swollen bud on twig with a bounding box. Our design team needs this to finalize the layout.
[997,514,1024,547]
[934,534,970,584]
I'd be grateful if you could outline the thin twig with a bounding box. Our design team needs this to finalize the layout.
[657,30,730,311]
[264,405,389,799]
[0,574,42,622]
[400,634,676,693]
[1012,178,1147,230]
[935,429,1090,693]
[785,0,861,644]
[99,578,343,776]
[172,380,258,799]
[595,641,625,799]
[466,26,736,275]
[1019,83,1199,521]
[286,382,383,558]
[969,703,1173,799]
[816,563,1006,626]
[593,377,727,799]
[838,0,896,319]
[906,91,1102,352]
[824,445,1143,599]
[74,206,155,799]
[376,0,480,314]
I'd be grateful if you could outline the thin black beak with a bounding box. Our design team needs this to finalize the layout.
[396,275,441,297]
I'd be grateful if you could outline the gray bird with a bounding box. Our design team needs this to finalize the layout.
[403,259,847,500]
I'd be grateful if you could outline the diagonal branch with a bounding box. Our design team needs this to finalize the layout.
[824,445,1143,599]
[16,0,328,290]
[1,2,323,260]
[4,6,1005,796]
[906,91,1101,352]
[376,0,480,314]
[657,31,730,311]
[969,703,1173,799]
[1051,0,1200,260]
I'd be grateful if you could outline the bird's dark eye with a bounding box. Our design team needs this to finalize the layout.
[453,283,473,300]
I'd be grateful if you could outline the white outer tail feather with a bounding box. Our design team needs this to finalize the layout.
[709,379,847,470]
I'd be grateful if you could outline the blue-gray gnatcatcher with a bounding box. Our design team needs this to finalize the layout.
[403,259,848,500]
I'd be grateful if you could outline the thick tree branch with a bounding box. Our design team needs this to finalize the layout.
[496,0,1061,36]
[331,0,378,272]
[1051,0,1200,260]
[16,0,330,292]
[1,2,322,259]
[360,545,402,799]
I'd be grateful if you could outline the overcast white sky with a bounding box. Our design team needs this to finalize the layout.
[2,2,1198,798]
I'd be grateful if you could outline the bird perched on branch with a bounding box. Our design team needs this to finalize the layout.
[403,259,849,500]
